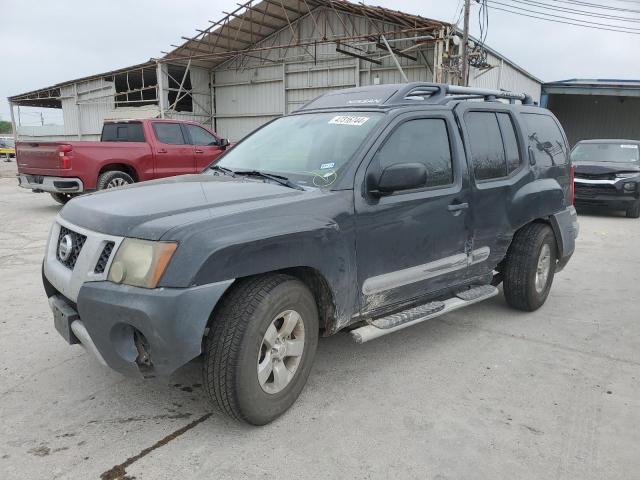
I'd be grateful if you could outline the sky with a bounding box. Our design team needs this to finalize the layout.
[1,0,640,124]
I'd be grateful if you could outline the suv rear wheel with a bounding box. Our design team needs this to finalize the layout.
[97,170,134,190]
[626,201,640,219]
[203,274,319,425]
[503,223,557,312]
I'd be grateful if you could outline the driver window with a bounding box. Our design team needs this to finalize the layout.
[186,124,218,146]
[374,118,453,188]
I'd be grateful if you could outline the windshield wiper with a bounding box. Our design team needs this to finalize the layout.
[233,170,305,191]
[209,165,236,176]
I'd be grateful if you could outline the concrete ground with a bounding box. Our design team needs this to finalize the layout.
[1,161,639,480]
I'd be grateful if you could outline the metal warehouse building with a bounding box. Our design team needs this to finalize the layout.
[542,79,640,147]
[8,0,542,142]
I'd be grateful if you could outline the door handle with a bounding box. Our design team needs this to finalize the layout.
[194,149,204,154]
[448,202,469,213]
[157,148,168,154]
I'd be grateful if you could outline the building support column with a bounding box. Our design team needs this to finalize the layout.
[156,61,166,118]
[8,101,18,144]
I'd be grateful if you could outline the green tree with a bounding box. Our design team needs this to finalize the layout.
[0,120,13,134]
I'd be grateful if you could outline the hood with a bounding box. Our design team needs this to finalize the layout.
[60,174,309,240]
[574,161,640,175]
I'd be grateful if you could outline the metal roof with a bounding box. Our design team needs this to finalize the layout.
[543,78,640,97]
[162,0,449,66]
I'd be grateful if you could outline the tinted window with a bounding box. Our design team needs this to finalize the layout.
[153,123,186,145]
[101,123,145,142]
[522,113,567,166]
[186,124,218,146]
[375,118,453,188]
[466,112,507,180]
[497,113,521,174]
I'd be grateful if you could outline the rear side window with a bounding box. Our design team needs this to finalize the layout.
[153,123,186,145]
[101,123,145,142]
[466,111,522,180]
[185,124,218,146]
[375,118,453,188]
[466,112,507,180]
[522,113,568,166]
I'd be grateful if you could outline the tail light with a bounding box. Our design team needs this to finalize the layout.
[58,144,72,169]
[570,163,575,206]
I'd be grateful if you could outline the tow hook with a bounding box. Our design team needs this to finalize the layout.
[134,330,152,369]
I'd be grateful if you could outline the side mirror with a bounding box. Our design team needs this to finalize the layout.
[219,138,230,149]
[371,162,427,195]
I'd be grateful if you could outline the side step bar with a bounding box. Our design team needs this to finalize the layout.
[350,285,499,344]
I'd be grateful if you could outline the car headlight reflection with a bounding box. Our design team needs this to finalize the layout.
[108,238,177,288]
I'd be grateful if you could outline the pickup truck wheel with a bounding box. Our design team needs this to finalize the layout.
[97,170,134,190]
[50,193,75,205]
[626,201,640,219]
[203,274,319,425]
[503,223,557,312]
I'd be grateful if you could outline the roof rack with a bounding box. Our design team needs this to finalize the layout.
[391,83,535,105]
[298,82,535,111]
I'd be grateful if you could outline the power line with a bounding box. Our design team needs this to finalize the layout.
[507,0,640,22]
[487,0,640,32]
[550,0,640,15]
[486,3,640,33]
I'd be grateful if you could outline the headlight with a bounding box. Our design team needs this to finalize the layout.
[616,173,638,179]
[107,239,177,288]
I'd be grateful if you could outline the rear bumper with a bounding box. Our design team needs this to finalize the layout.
[550,206,579,271]
[18,174,84,193]
[44,275,234,377]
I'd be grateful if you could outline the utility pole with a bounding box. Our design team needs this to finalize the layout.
[461,0,471,86]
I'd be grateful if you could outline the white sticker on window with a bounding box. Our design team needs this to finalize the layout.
[621,144,638,149]
[320,162,335,169]
[328,115,370,126]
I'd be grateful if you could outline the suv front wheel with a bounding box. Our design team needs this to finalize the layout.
[203,274,319,425]
[503,223,557,312]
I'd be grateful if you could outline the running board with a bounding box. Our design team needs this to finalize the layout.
[350,285,499,344]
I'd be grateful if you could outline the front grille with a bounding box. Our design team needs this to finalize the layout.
[575,172,616,181]
[94,241,115,274]
[56,226,87,269]
[575,184,616,197]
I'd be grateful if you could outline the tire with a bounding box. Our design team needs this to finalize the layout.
[203,274,319,425]
[50,192,75,205]
[96,170,134,190]
[503,223,557,312]
[626,201,640,219]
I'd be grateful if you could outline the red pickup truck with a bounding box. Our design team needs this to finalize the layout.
[17,119,228,204]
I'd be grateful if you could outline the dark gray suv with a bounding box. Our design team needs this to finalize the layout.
[43,83,579,424]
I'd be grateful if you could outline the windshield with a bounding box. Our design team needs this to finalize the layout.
[214,112,383,187]
[0,138,14,148]
[571,143,639,163]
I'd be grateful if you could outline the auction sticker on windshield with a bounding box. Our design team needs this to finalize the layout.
[328,115,370,126]
[621,144,638,149]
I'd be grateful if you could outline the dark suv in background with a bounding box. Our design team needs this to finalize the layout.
[42,83,578,425]
[571,139,640,218]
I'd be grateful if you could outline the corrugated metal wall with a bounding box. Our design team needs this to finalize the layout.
[469,51,541,103]
[212,8,440,141]
[165,65,212,125]
[547,94,640,146]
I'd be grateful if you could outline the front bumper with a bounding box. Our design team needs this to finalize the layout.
[18,174,84,193]
[574,178,639,209]
[44,275,233,377]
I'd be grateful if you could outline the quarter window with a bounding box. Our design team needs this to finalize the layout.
[375,118,453,189]
[153,123,186,145]
[186,124,218,146]
[522,113,568,166]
